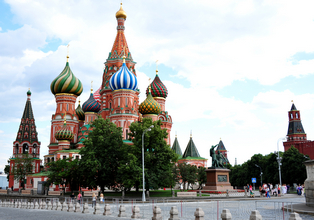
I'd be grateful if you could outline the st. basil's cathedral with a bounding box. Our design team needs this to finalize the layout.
[9,4,214,190]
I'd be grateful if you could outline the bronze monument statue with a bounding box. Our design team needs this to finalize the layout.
[209,144,226,168]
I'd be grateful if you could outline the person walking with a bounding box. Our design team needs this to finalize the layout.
[92,193,97,208]
[266,186,271,198]
[77,192,82,204]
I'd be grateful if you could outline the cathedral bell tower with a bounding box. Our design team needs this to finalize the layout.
[100,3,139,121]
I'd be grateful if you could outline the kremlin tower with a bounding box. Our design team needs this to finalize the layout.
[9,89,41,190]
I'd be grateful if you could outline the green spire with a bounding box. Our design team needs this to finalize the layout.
[171,134,182,157]
[182,135,201,158]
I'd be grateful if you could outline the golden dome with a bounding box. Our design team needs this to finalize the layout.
[116,3,127,19]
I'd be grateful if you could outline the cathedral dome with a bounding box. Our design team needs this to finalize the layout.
[109,58,138,91]
[82,91,101,113]
[146,71,168,98]
[75,101,85,121]
[93,87,101,103]
[139,87,161,115]
[55,117,74,141]
[116,3,127,19]
[27,89,31,96]
[55,128,74,141]
[50,57,83,96]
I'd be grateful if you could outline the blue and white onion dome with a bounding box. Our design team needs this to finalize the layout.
[109,56,138,91]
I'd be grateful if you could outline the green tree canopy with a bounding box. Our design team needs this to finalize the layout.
[10,153,34,189]
[282,146,309,185]
[46,158,81,192]
[125,118,178,191]
[79,118,126,192]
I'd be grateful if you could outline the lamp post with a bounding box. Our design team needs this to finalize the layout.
[277,137,286,187]
[255,164,263,187]
[142,125,154,202]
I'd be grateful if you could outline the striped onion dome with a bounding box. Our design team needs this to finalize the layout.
[109,58,138,91]
[82,91,101,113]
[75,101,85,121]
[146,71,168,98]
[93,86,101,103]
[139,87,161,115]
[50,57,83,96]
[55,120,74,141]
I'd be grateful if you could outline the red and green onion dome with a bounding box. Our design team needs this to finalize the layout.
[50,57,83,96]
[139,88,161,115]
[82,91,101,113]
[146,71,168,98]
[75,101,85,121]
[55,127,74,141]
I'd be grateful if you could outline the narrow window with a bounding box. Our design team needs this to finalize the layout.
[126,129,129,140]
[290,113,293,119]
[60,104,62,111]
[63,156,66,160]
[125,97,127,106]
[67,104,69,111]
[296,113,298,119]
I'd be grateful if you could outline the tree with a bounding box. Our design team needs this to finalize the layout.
[282,146,309,185]
[10,153,34,189]
[175,162,198,190]
[126,118,178,191]
[4,164,10,182]
[46,158,81,192]
[197,166,206,190]
[79,118,126,193]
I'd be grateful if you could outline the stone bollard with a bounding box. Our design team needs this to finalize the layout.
[152,206,162,220]
[82,202,89,214]
[38,201,42,209]
[34,201,39,209]
[74,202,81,212]
[47,201,52,210]
[11,201,14,208]
[0,200,2,207]
[51,201,56,210]
[172,190,175,198]
[68,202,74,212]
[103,204,112,216]
[146,190,150,198]
[221,209,232,220]
[56,201,62,211]
[21,201,26,209]
[18,201,22,208]
[289,212,302,220]
[199,190,202,197]
[122,190,125,199]
[131,205,141,219]
[169,206,179,220]
[118,205,127,217]
[226,190,229,198]
[28,202,31,209]
[194,208,205,220]
[41,201,46,209]
[61,202,67,211]
[249,210,262,220]
[93,203,102,215]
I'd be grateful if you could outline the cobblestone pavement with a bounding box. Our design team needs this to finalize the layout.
[0,195,312,220]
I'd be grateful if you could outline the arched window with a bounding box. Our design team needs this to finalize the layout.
[15,144,19,154]
[67,104,69,111]
[290,113,293,119]
[23,144,29,154]
[47,158,50,163]
[33,144,37,154]
[296,113,298,119]
[109,102,112,109]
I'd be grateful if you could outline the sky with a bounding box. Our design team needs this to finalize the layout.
[1,0,314,172]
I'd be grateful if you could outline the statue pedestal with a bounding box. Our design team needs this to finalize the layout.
[203,168,233,191]
[304,160,314,207]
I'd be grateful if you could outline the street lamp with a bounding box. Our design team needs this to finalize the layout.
[277,137,286,187]
[255,164,263,187]
[142,125,154,202]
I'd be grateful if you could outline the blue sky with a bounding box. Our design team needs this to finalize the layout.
[1,0,314,172]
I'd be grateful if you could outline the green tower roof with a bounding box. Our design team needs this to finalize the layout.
[182,136,201,158]
[171,136,182,156]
